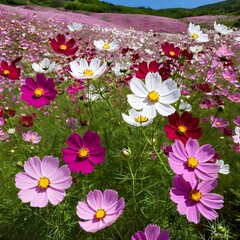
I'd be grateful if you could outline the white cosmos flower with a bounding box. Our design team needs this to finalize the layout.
[179,99,192,112]
[87,85,104,101]
[232,126,240,144]
[93,39,119,52]
[32,58,56,73]
[112,62,131,76]
[235,36,240,42]
[69,58,107,79]
[189,45,203,54]
[214,21,233,35]
[122,108,154,127]
[127,72,180,118]
[67,22,83,32]
[187,22,209,43]
[216,160,230,175]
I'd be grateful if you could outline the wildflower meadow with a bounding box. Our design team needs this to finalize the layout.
[0,3,240,240]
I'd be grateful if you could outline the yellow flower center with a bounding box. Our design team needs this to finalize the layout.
[178,125,187,134]
[192,33,199,39]
[187,156,198,168]
[38,177,50,189]
[29,137,35,142]
[135,115,148,123]
[78,147,89,158]
[83,69,94,77]
[147,90,159,102]
[190,189,202,202]
[225,76,231,80]
[34,88,44,97]
[216,121,221,126]
[3,69,10,75]
[59,44,67,51]
[169,51,175,56]
[102,43,110,49]
[95,209,106,219]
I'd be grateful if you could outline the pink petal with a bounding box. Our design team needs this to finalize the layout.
[186,204,200,224]
[107,197,125,215]
[87,190,103,210]
[24,157,42,179]
[66,133,82,150]
[198,179,217,193]
[200,193,224,209]
[186,139,199,157]
[50,165,72,189]
[102,189,118,211]
[79,219,105,233]
[197,202,218,220]
[145,224,160,239]
[47,187,66,205]
[69,159,94,174]
[18,187,38,203]
[30,189,49,208]
[41,156,59,178]
[76,201,95,220]
[196,144,215,162]
[171,140,188,160]
[15,172,37,189]
[62,148,78,163]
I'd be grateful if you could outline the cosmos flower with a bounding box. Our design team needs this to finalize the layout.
[22,130,41,144]
[170,175,224,224]
[94,39,119,52]
[216,160,230,175]
[135,60,160,79]
[214,21,233,35]
[233,116,240,126]
[69,58,107,79]
[232,126,240,144]
[187,22,209,43]
[66,117,79,129]
[131,224,170,240]
[122,108,154,127]
[228,93,240,103]
[49,34,78,56]
[0,59,21,80]
[15,156,72,208]
[67,22,83,32]
[168,139,219,182]
[127,72,180,118]
[19,115,34,128]
[235,36,240,42]
[76,189,125,233]
[179,100,192,112]
[164,111,202,144]
[62,130,106,174]
[162,42,182,58]
[32,58,56,73]
[210,115,228,128]
[21,73,57,108]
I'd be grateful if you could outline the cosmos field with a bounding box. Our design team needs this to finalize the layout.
[0,3,240,240]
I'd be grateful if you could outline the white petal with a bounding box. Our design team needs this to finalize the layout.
[129,77,149,97]
[127,94,146,109]
[155,102,176,116]
[145,72,162,91]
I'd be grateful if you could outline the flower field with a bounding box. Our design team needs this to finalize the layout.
[0,3,240,240]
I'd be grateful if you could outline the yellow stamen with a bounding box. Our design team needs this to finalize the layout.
[190,189,202,202]
[38,177,50,189]
[192,33,199,39]
[169,51,175,56]
[3,69,10,75]
[102,43,110,49]
[215,122,221,126]
[178,125,187,134]
[147,90,159,102]
[83,69,94,77]
[59,44,67,51]
[95,209,106,219]
[135,115,148,123]
[34,88,44,97]
[187,156,198,168]
[29,137,35,142]
[78,147,89,158]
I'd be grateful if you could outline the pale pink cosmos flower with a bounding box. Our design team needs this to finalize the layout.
[210,115,228,128]
[232,126,240,144]
[233,116,240,126]
[22,130,41,144]
[76,189,125,233]
[169,139,219,182]
[228,93,240,103]
[222,69,237,84]
[15,156,72,208]
[131,224,170,240]
[170,175,224,224]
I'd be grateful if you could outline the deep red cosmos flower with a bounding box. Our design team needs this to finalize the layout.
[162,42,182,58]
[62,131,106,174]
[135,60,159,79]
[0,57,21,80]
[21,73,57,108]
[20,115,34,128]
[164,111,202,144]
[49,34,78,56]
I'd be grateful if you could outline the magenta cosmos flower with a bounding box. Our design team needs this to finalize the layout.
[76,189,125,233]
[21,73,57,108]
[15,156,72,208]
[131,224,170,240]
[169,139,219,182]
[170,175,224,224]
[62,130,106,174]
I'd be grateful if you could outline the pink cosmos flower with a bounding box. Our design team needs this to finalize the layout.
[15,156,72,208]
[228,93,240,103]
[76,189,125,233]
[21,73,57,108]
[62,130,106,174]
[168,139,219,182]
[232,127,240,144]
[170,175,224,224]
[210,115,228,128]
[233,116,240,126]
[131,224,170,240]
[22,130,41,144]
